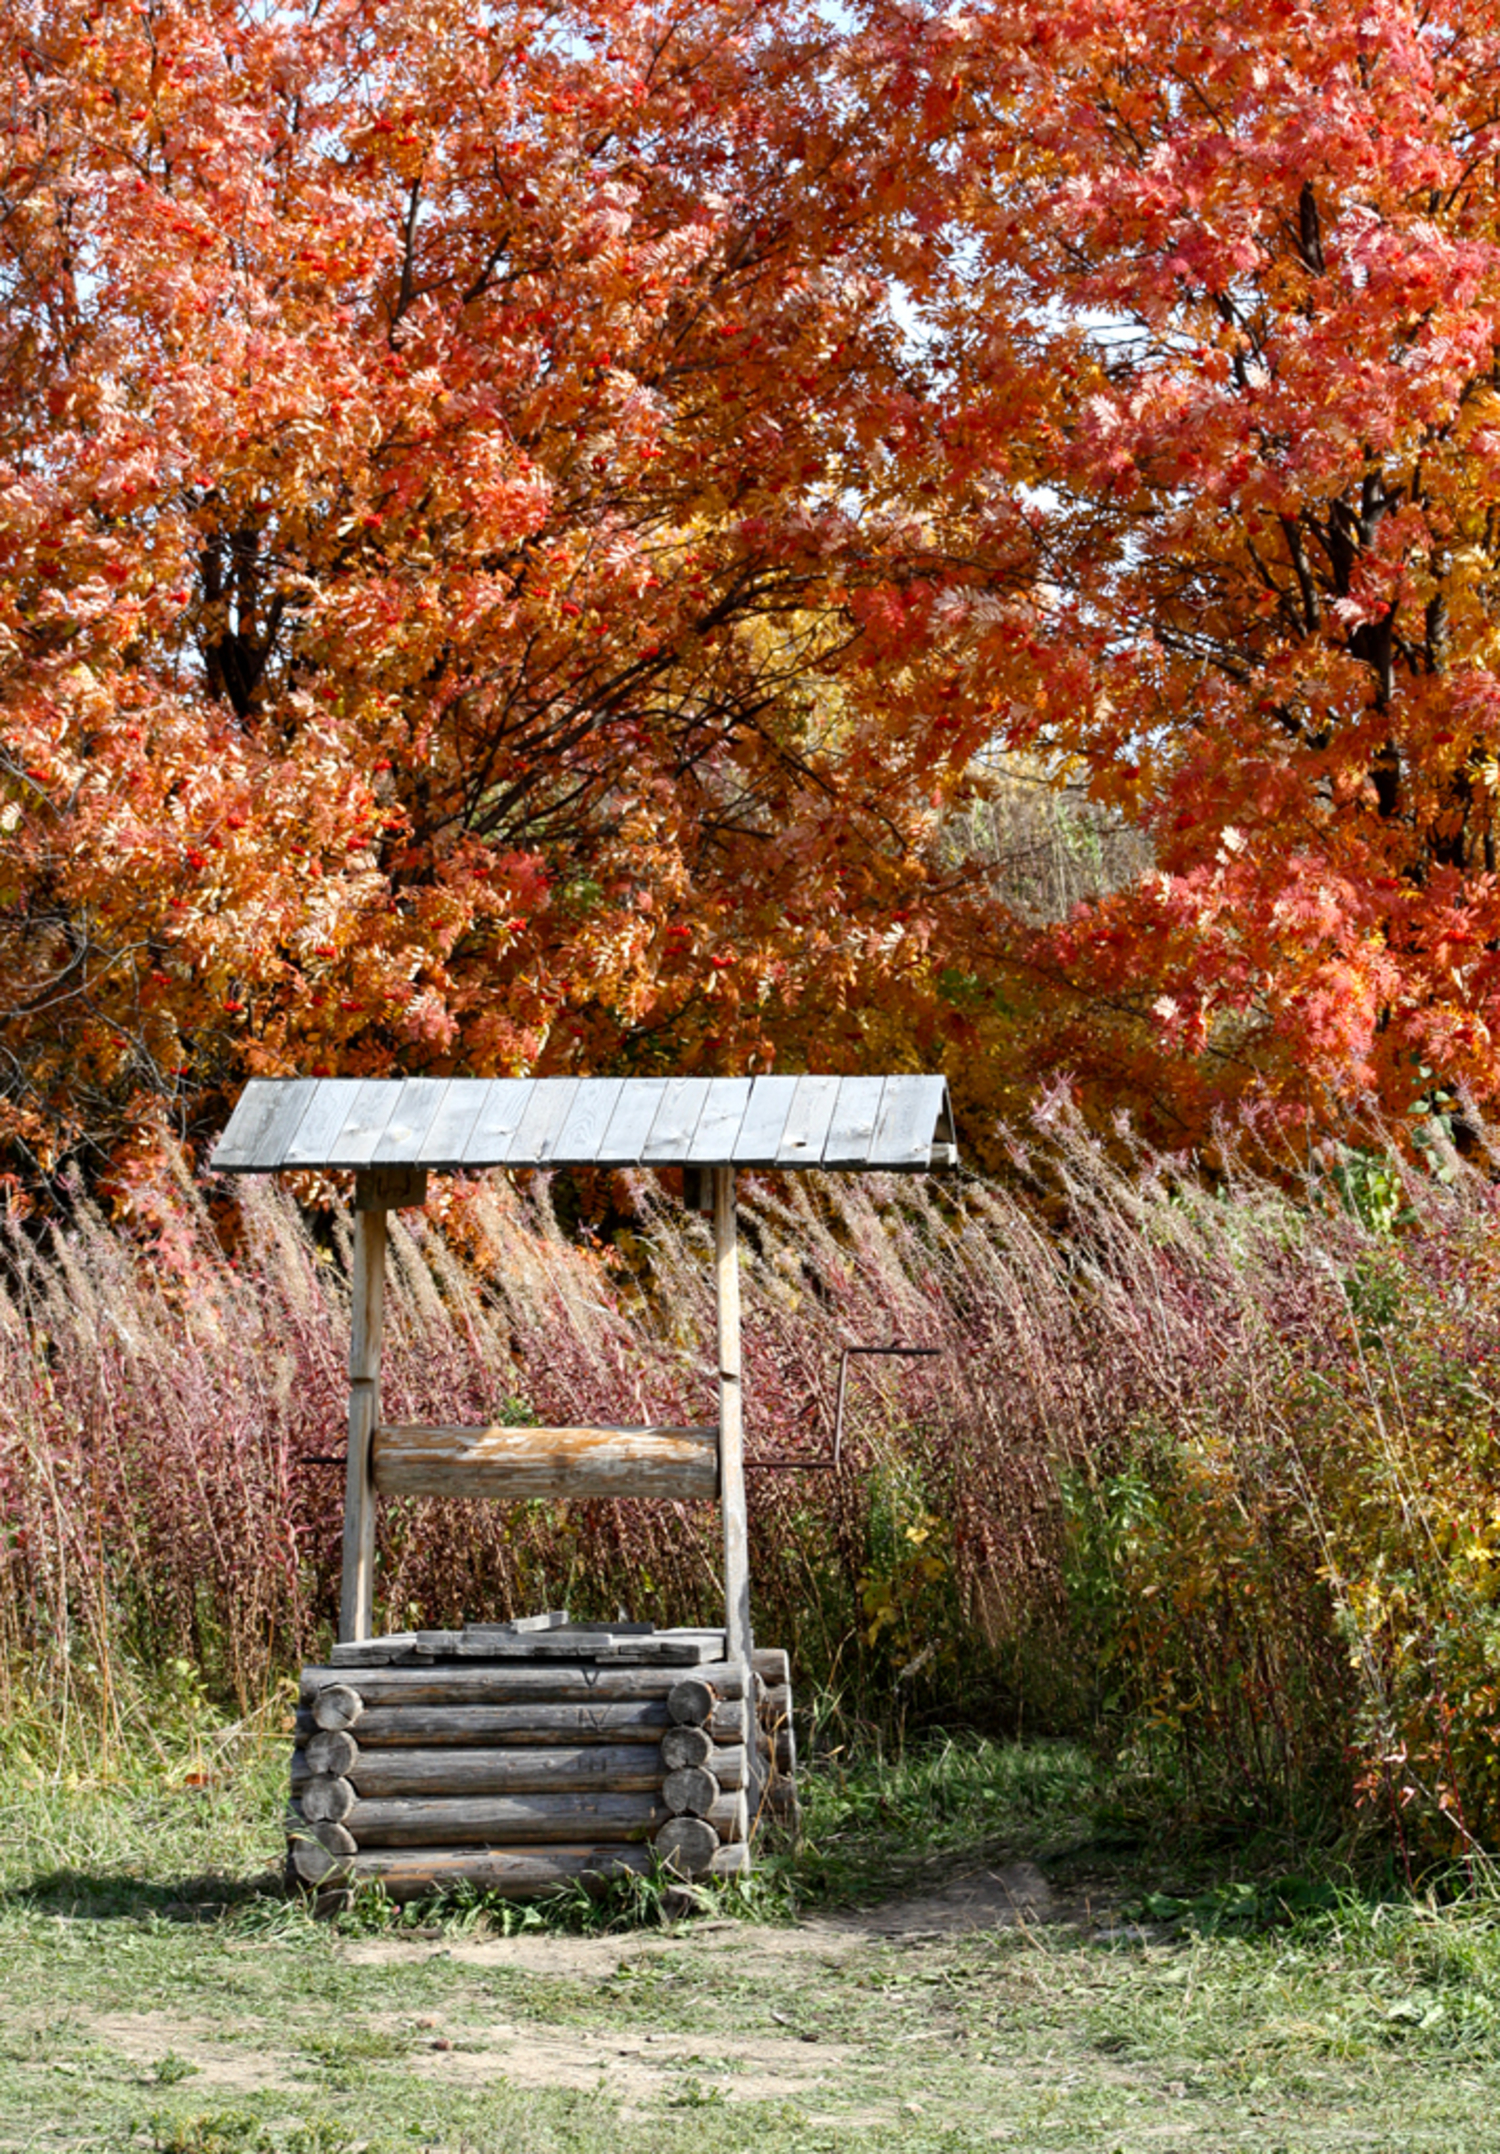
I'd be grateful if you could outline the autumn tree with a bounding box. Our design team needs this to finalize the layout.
[0,0,1039,1185]
[856,0,1500,1134]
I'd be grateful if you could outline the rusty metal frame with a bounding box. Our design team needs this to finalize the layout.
[744,1344,940,1471]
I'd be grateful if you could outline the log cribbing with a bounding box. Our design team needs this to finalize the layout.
[300,1661,745,1710]
[343,1743,665,1799]
[309,1844,656,1901]
[344,1790,668,1846]
[663,1765,719,1817]
[339,1701,673,1746]
[660,1724,713,1772]
[312,1683,363,1731]
[301,1774,356,1823]
[653,1815,719,1876]
[307,1729,359,1777]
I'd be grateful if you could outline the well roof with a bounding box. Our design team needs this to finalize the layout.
[211,1073,956,1175]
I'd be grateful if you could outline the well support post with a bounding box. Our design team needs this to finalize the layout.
[341,1183,387,1643]
[714,1166,765,1821]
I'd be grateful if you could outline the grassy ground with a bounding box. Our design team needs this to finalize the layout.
[2,1717,1499,2152]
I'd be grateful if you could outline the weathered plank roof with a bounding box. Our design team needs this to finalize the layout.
[211,1074,957,1175]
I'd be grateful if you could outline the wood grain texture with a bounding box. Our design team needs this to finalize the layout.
[821,1075,888,1168]
[730,1075,799,1166]
[653,1815,719,1875]
[347,1743,665,1799]
[345,1790,667,1846]
[662,1765,719,1817]
[666,1675,714,1726]
[212,1078,318,1171]
[312,1683,363,1732]
[301,1660,745,1709]
[710,1743,747,1791]
[684,1078,753,1163]
[660,1724,713,1772]
[339,1200,386,1644]
[552,1078,626,1162]
[708,1696,748,1743]
[709,1787,749,1843]
[869,1074,949,1168]
[414,1078,493,1168]
[714,1167,754,1699]
[594,1078,669,1164]
[642,1076,712,1162]
[345,1701,672,1746]
[307,1730,359,1777]
[300,1774,356,1823]
[322,1844,656,1901]
[372,1078,450,1165]
[324,1076,401,1167]
[507,1077,582,1165]
[372,1421,718,1501]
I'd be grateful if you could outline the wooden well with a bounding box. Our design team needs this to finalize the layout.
[211,1073,954,1897]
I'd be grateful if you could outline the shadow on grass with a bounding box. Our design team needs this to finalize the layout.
[2,1865,285,1921]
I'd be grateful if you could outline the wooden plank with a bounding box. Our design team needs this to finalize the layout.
[348,1701,672,1747]
[278,1078,360,1166]
[415,1078,494,1168]
[373,1078,451,1164]
[348,1743,664,1799]
[348,1631,704,1666]
[324,1077,401,1168]
[684,1078,753,1163]
[339,1203,386,1643]
[326,1844,655,1901]
[505,1077,581,1166]
[329,1633,421,1667]
[731,1076,799,1166]
[211,1078,318,1172]
[594,1079,669,1164]
[867,1074,949,1170]
[300,1660,747,1707]
[775,1074,841,1166]
[642,1076,713,1163]
[345,1789,668,1845]
[821,1075,889,1168]
[459,1078,536,1167]
[372,1422,719,1502]
[551,1078,627,1163]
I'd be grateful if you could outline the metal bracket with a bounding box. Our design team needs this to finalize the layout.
[745,1343,941,1471]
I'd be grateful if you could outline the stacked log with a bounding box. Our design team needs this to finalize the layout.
[753,1646,802,1839]
[287,1621,781,1900]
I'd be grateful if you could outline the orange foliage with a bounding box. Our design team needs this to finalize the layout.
[867,0,1500,1131]
[0,0,1033,1176]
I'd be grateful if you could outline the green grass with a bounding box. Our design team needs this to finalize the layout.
[4,1716,1500,2150]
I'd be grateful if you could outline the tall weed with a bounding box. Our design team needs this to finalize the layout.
[3,1121,1500,1860]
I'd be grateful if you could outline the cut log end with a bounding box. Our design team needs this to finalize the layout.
[663,1765,720,1817]
[653,1815,719,1877]
[311,1683,363,1732]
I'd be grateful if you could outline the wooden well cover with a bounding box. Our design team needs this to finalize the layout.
[211,1073,956,1175]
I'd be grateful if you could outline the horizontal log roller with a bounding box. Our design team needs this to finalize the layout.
[294,1696,746,1747]
[297,1841,749,1901]
[300,1661,746,1710]
[373,1422,719,1501]
[343,1790,669,1845]
[302,1743,668,1800]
